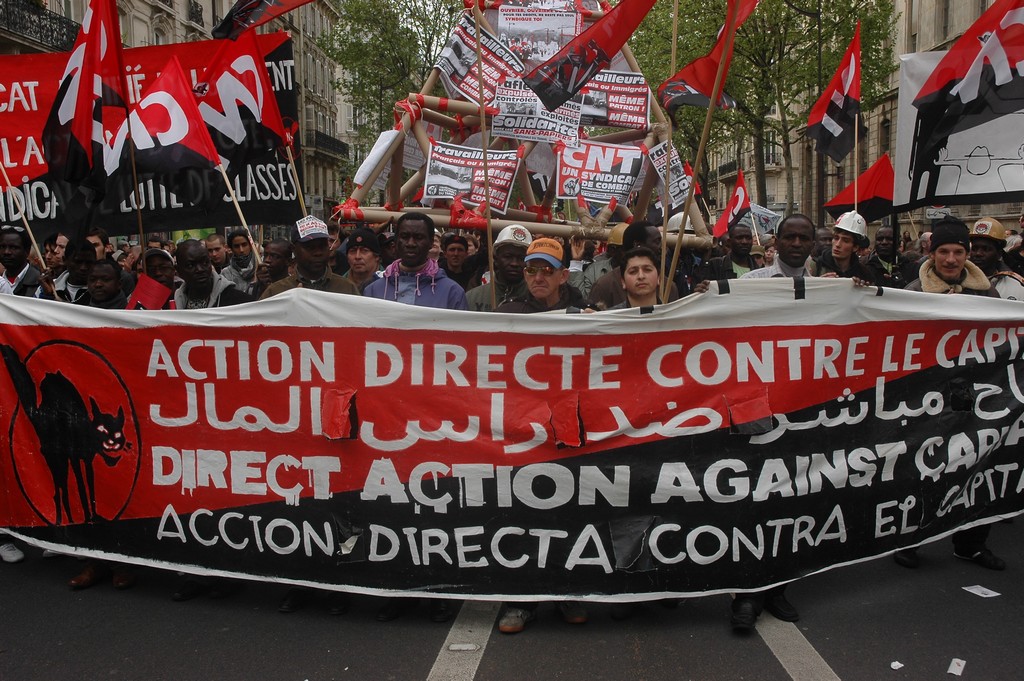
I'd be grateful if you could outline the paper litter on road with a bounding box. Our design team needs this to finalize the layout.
[890,661,904,670]
[962,585,1001,597]
[948,658,966,676]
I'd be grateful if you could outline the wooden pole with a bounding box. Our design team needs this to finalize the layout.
[217,164,262,267]
[662,2,739,301]
[471,4,497,311]
[285,144,308,216]
[0,165,43,264]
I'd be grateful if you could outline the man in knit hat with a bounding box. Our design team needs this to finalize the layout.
[363,212,467,309]
[905,217,997,296]
[897,217,1004,572]
[968,217,1024,301]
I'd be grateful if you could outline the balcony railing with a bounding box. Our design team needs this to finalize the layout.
[717,159,738,177]
[306,130,349,158]
[188,0,203,25]
[0,0,79,52]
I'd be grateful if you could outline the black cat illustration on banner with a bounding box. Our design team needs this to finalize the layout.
[1,342,140,525]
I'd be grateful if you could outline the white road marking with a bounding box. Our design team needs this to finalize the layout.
[426,601,501,681]
[758,615,841,681]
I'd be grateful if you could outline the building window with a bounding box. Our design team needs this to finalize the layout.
[940,0,952,39]
[880,118,891,154]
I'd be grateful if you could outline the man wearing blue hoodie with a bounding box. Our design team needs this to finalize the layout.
[364,212,467,310]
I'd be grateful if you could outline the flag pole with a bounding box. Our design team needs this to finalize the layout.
[663,0,739,301]
[128,144,149,274]
[216,164,262,266]
[285,142,308,217]
[472,3,497,311]
[854,113,859,214]
[0,165,43,264]
[659,0,682,299]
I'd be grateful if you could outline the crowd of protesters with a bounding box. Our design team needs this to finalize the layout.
[1,207,1022,633]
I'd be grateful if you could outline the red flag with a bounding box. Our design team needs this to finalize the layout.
[194,30,287,172]
[825,153,895,223]
[907,0,1024,204]
[806,23,864,163]
[104,57,223,204]
[522,0,657,111]
[42,0,128,189]
[657,0,758,113]
[213,0,315,40]
[713,169,751,238]
[684,160,702,196]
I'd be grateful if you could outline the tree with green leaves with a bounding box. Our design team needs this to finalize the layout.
[321,0,462,154]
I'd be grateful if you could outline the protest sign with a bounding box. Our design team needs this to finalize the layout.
[492,80,582,146]
[436,13,525,105]
[2,283,1022,600]
[0,33,301,236]
[579,71,649,128]
[424,141,521,213]
[556,139,643,204]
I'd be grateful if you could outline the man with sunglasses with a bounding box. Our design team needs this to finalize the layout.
[496,237,586,313]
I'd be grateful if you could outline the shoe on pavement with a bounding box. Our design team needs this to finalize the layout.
[0,543,24,564]
[69,562,109,590]
[376,598,416,622]
[41,549,61,559]
[327,594,351,616]
[954,548,1006,570]
[498,607,536,634]
[764,592,799,622]
[278,588,307,613]
[893,548,920,569]
[172,579,208,602]
[730,598,758,633]
[429,599,458,623]
[558,601,588,624]
[112,571,136,590]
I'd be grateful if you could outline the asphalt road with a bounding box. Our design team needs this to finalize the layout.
[2,520,1021,681]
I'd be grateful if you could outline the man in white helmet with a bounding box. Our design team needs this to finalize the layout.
[812,211,871,279]
[467,224,532,311]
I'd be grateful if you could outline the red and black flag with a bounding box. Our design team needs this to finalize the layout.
[684,160,702,196]
[194,30,287,173]
[657,0,758,115]
[104,57,226,206]
[825,153,894,223]
[213,0,314,40]
[713,169,750,238]
[41,0,128,192]
[806,23,865,163]
[522,0,657,112]
[907,0,1024,204]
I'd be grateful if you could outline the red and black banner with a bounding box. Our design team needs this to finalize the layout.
[521,0,656,111]
[806,23,864,163]
[2,284,1023,600]
[713,168,750,237]
[898,0,1024,209]
[656,0,758,114]
[825,153,894,223]
[213,0,314,40]
[0,34,300,236]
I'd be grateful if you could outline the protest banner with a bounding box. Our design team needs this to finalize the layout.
[424,141,521,213]
[0,33,301,236]
[495,6,581,73]
[2,282,1022,600]
[645,141,693,211]
[579,71,649,128]
[556,139,643,205]
[436,13,526,106]
[492,80,582,146]
[894,51,1024,210]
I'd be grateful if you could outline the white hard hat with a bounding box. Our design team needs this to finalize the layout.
[666,212,694,234]
[494,224,532,251]
[835,211,867,238]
